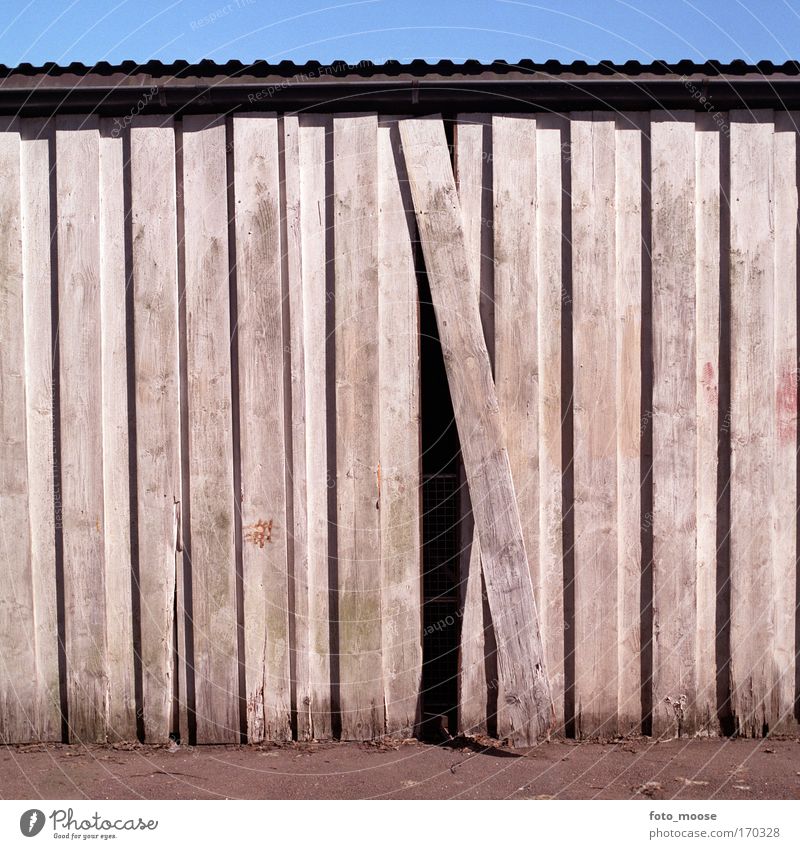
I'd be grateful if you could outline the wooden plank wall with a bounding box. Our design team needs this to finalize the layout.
[453,110,800,740]
[401,116,554,744]
[0,112,423,744]
[454,113,566,738]
[0,110,798,742]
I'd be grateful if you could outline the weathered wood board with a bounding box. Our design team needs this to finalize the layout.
[0,120,41,743]
[19,118,61,742]
[730,110,799,736]
[492,114,541,737]
[284,115,334,741]
[233,113,292,743]
[570,113,619,738]
[377,117,422,737]
[130,117,182,743]
[650,112,698,737]
[534,113,566,733]
[334,114,385,740]
[613,113,644,737]
[181,115,239,743]
[56,116,109,743]
[729,110,774,737]
[770,111,799,735]
[453,114,494,736]
[99,120,137,741]
[694,113,722,736]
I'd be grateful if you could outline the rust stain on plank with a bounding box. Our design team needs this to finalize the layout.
[244,518,272,548]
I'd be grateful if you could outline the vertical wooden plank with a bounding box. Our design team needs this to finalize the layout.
[729,111,781,737]
[570,113,618,737]
[306,117,335,741]
[283,115,308,742]
[615,113,644,735]
[20,118,60,741]
[650,113,698,737]
[492,114,538,584]
[535,114,566,732]
[455,116,495,359]
[175,120,191,747]
[298,117,334,741]
[694,114,722,734]
[377,117,422,737]
[771,112,799,734]
[56,116,107,742]
[130,116,181,742]
[400,116,554,745]
[282,114,304,744]
[99,120,136,740]
[492,114,539,738]
[0,119,39,743]
[284,115,333,741]
[182,115,238,743]
[334,114,384,740]
[453,115,492,735]
[232,113,292,743]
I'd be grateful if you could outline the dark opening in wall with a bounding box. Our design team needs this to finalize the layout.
[418,265,462,740]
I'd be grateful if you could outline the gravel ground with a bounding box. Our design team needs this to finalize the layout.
[2,737,799,800]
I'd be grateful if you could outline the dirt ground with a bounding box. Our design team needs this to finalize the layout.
[2,736,799,800]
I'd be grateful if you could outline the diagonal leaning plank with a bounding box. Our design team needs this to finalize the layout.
[399,116,554,745]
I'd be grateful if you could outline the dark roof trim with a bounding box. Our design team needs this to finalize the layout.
[5,58,800,78]
[3,59,800,115]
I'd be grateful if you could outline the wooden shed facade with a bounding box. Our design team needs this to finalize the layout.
[1,60,799,745]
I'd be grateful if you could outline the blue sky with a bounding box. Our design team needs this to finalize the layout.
[1,0,799,66]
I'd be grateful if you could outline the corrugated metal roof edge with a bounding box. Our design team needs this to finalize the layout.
[5,59,800,115]
[2,58,800,78]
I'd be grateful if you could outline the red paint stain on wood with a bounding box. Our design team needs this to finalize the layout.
[700,361,718,406]
[776,364,798,445]
[245,518,273,548]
